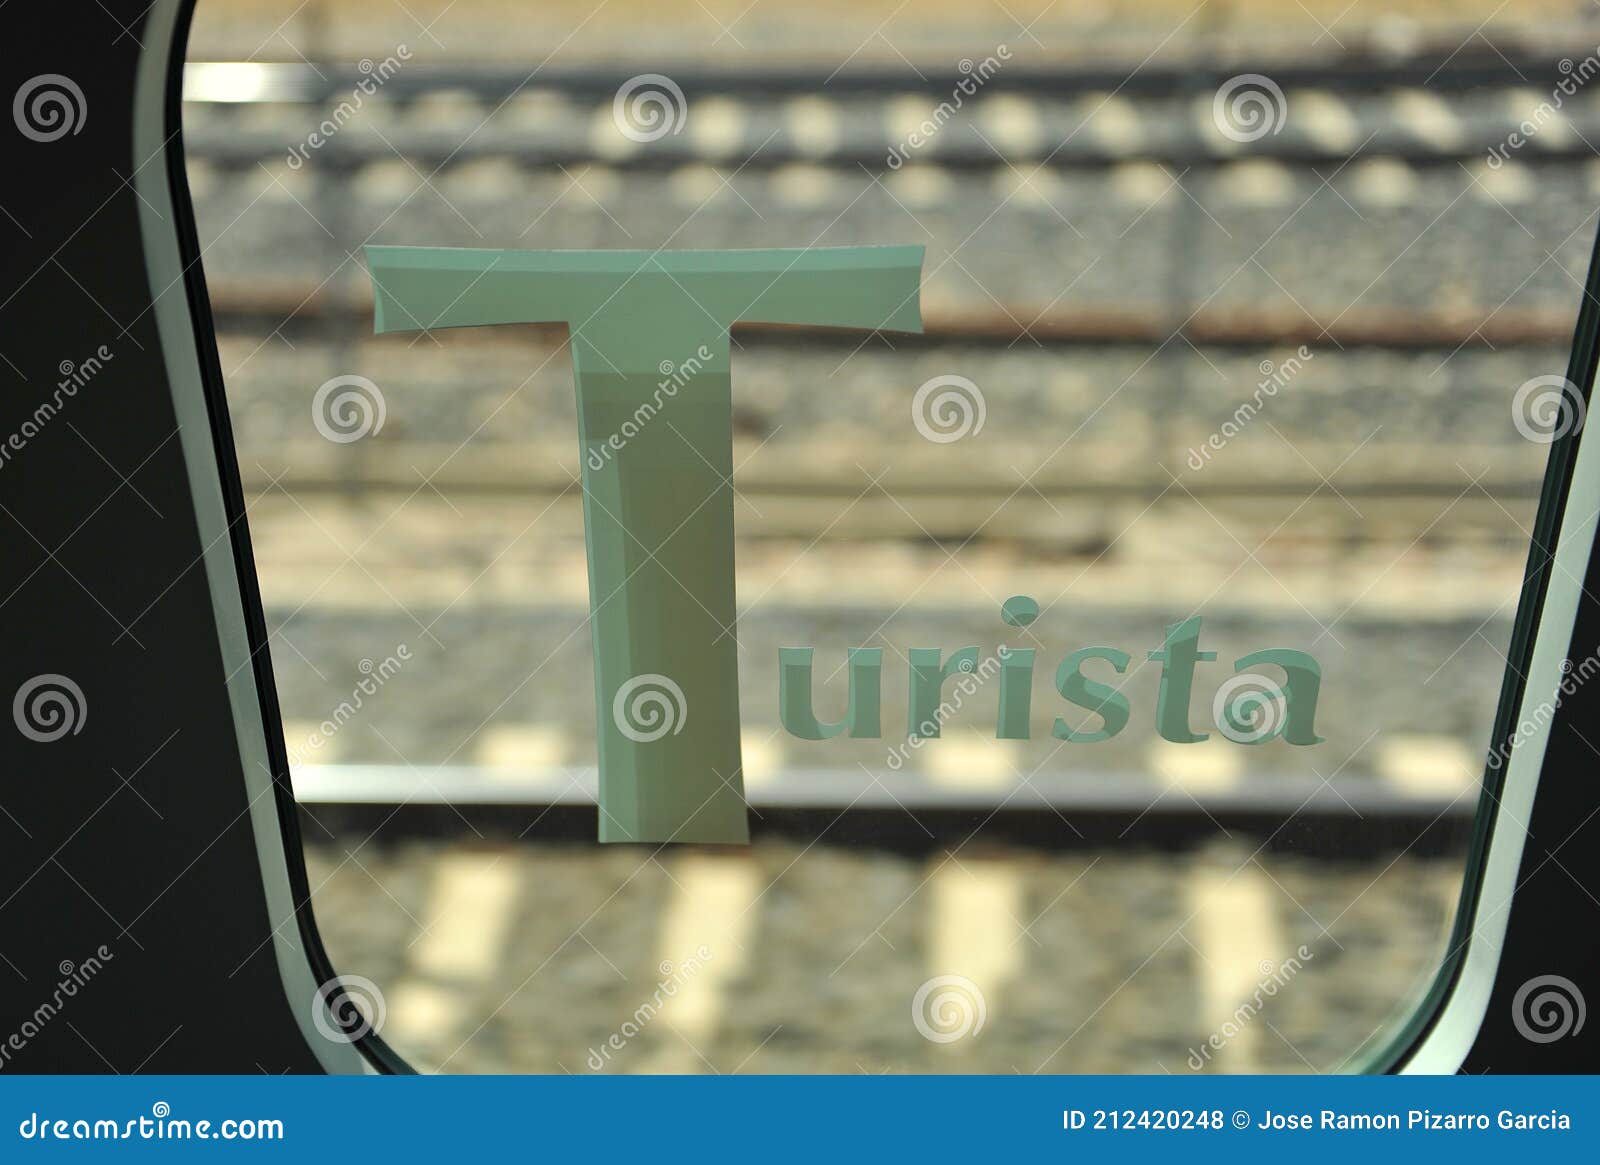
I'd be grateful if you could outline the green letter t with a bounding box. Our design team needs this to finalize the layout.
[366,245,924,844]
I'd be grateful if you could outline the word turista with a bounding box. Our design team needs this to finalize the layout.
[778,598,1322,746]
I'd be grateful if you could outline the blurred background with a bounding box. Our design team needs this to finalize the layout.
[182,0,1593,1072]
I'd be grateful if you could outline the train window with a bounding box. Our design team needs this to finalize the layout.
[167,0,1590,1074]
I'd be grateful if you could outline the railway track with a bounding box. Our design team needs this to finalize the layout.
[179,52,1551,832]
[181,52,1600,170]
[182,50,1600,353]
[303,835,1464,1073]
[294,758,1478,857]
[186,50,1598,101]
[201,283,1588,349]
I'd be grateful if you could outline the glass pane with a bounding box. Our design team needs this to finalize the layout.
[184,0,1577,1072]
